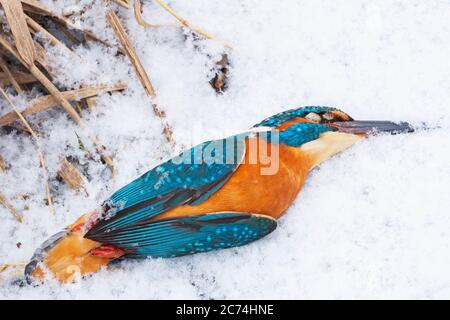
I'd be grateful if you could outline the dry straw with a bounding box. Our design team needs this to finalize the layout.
[107,11,156,98]
[134,0,157,28]
[0,192,23,222]
[0,154,6,171]
[0,83,126,127]
[107,10,174,145]
[58,158,85,192]
[0,262,26,281]
[0,55,22,93]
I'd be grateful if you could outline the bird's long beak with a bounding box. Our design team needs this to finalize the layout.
[331,120,414,136]
[24,230,68,284]
[300,119,414,168]
[25,209,124,283]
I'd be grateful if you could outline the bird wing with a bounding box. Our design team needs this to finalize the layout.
[86,212,277,258]
[86,132,251,238]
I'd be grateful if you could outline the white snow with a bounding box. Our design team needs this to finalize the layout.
[1,0,450,299]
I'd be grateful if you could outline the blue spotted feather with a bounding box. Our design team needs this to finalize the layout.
[87,212,277,258]
[278,122,334,147]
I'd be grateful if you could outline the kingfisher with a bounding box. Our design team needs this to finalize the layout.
[25,106,413,283]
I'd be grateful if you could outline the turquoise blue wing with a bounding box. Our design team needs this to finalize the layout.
[86,212,277,258]
[86,133,248,236]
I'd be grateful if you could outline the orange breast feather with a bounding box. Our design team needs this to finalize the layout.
[154,137,313,221]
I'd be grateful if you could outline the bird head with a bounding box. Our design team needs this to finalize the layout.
[254,106,414,167]
[24,210,124,283]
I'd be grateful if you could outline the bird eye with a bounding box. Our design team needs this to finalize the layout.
[305,112,322,122]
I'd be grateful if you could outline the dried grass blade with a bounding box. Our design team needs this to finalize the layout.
[0,0,36,66]
[107,11,174,146]
[0,193,24,222]
[0,32,51,76]
[0,70,36,85]
[134,0,157,28]
[25,13,68,49]
[0,262,26,271]
[153,0,230,47]
[0,33,27,66]
[0,262,26,281]
[21,0,115,49]
[85,97,97,112]
[58,158,84,192]
[0,154,6,171]
[92,138,116,178]
[112,0,130,9]
[20,0,50,16]
[0,55,22,93]
[28,64,82,124]
[107,11,156,98]
[0,83,126,127]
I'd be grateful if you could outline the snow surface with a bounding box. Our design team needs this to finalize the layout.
[1,0,450,299]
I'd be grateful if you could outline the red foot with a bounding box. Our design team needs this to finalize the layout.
[91,245,126,259]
